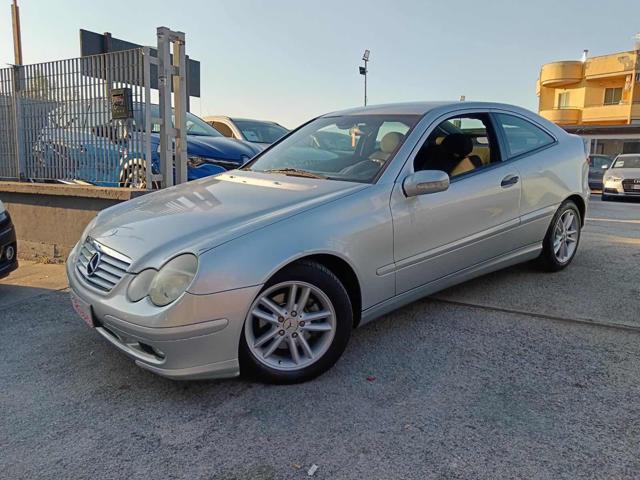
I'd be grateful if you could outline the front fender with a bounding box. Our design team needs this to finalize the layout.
[188,185,395,311]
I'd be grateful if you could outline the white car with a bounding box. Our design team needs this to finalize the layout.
[602,154,640,200]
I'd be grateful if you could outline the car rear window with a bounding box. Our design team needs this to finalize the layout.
[495,113,555,158]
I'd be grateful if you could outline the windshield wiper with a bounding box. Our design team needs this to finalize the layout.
[262,168,326,179]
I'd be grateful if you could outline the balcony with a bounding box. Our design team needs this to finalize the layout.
[539,108,581,125]
[540,61,583,87]
[581,103,631,123]
[584,53,636,79]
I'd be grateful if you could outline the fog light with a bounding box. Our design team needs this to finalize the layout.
[5,245,15,261]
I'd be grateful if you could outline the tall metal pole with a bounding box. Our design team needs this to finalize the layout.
[364,58,368,106]
[360,50,370,106]
[11,0,23,65]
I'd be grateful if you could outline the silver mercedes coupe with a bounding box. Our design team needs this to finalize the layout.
[67,101,589,383]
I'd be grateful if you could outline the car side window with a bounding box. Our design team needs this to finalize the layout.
[495,113,554,158]
[413,113,499,179]
[212,121,234,138]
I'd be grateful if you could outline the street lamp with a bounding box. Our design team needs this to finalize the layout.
[359,49,370,106]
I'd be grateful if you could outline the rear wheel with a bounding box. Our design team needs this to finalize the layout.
[537,200,581,272]
[239,261,352,384]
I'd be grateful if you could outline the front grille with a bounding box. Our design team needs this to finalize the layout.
[622,179,640,194]
[75,238,131,292]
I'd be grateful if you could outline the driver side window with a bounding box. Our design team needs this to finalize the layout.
[413,113,499,179]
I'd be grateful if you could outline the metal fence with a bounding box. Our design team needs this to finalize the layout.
[0,48,152,187]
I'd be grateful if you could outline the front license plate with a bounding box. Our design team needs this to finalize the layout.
[633,184,640,190]
[71,291,94,328]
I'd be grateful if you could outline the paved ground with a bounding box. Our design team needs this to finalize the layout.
[1,195,639,479]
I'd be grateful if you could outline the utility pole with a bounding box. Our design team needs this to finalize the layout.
[359,49,370,106]
[11,0,23,65]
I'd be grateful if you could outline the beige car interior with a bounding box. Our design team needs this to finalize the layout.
[369,132,405,164]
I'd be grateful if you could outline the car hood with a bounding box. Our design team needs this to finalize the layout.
[605,168,640,179]
[186,135,261,161]
[88,171,367,270]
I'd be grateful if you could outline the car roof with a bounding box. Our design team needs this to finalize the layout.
[615,153,640,158]
[204,115,280,125]
[321,101,530,117]
[203,115,231,122]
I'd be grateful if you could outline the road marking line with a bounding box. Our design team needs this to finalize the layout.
[587,218,640,224]
[432,297,640,334]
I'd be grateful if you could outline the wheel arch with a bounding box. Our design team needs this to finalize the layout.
[566,194,586,226]
[269,253,363,328]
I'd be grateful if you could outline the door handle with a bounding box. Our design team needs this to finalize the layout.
[501,174,519,188]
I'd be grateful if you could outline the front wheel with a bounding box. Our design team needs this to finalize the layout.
[537,200,581,272]
[239,261,353,384]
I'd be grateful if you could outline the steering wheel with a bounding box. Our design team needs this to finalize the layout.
[339,159,379,178]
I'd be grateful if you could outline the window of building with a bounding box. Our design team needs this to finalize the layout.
[603,87,623,105]
[558,92,571,109]
[495,113,555,158]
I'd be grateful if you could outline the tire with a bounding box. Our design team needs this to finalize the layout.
[537,200,581,272]
[239,260,353,384]
[119,159,148,188]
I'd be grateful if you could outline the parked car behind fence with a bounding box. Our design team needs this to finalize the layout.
[205,116,289,149]
[34,101,261,187]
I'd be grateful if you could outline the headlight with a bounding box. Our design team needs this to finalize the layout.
[188,156,208,167]
[127,269,158,302]
[605,175,622,182]
[148,254,198,307]
[188,156,239,169]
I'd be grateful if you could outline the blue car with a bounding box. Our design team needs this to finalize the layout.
[35,100,261,187]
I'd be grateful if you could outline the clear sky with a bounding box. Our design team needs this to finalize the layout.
[1,0,639,128]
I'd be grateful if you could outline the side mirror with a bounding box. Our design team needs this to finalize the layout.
[403,170,450,197]
[601,164,609,169]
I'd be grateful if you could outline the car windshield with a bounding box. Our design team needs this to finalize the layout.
[612,155,640,169]
[243,114,420,183]
[234,120,288,144]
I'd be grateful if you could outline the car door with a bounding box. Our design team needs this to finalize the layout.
[390,111,522,294]
[491,112,563,244]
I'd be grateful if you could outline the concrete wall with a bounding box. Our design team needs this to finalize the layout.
[0,182,147,261]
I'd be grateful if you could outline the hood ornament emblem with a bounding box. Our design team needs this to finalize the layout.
[87,252,102,277]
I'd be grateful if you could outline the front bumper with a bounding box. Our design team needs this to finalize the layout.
[0,211,18,278]
[66,247,261,380]
[603,188,640,199]
[603,178,640,199]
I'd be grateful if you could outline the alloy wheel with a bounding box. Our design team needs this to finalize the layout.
[553,210,579,264]
[244,281,337,371]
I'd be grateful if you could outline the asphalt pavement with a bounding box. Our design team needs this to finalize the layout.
[1,195,639,479]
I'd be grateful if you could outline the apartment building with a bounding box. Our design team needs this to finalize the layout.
[537,47,640,156]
